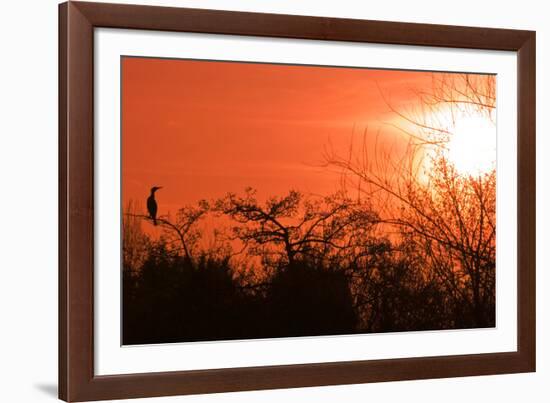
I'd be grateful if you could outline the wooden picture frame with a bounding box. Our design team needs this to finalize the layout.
[59,1,536,401]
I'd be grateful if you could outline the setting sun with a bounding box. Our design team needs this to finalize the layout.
[445,114,496,176]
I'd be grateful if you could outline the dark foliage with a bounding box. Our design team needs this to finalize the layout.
[123,240,494,344]
[263,260,357,338]
[123,245,248,344]
[123,247,359,344]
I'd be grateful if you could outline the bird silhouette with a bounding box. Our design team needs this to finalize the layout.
[147,186,162,225]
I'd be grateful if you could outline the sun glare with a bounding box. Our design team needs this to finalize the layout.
[445,114,496,176]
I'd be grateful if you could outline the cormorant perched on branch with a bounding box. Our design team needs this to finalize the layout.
[147,186,162,225]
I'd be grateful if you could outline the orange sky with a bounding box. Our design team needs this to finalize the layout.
[122,57,434,218]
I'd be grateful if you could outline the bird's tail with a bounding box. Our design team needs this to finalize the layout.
[153,218,157,226]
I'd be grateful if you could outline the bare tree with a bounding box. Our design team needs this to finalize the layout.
[122,200,152,273]
[215,188,379,269]
[325,73,496,326]
[125,199,210,264]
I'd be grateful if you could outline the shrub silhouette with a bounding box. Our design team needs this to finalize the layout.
[265,260,357,338]
[123,250,359,343]
[123,245,249,344]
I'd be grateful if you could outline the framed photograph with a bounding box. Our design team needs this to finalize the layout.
[59,1,536,401]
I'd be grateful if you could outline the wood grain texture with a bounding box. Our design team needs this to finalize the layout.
[59,1,536,401]
[59,2,95,400]
[517,31,536,368]
[74,1,532,50]
[58,4,68,401]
